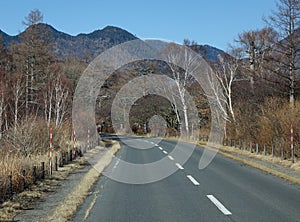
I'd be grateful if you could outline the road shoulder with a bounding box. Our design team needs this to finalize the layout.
[200,142,300,185]
[13,142,120,222]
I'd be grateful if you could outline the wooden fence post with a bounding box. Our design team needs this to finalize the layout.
[55,156,58,171]
[22,170,26,191]
[33,166,37,184]
[59,153,63,167]
[65,151,69,164]
[8,174,13,200]
[41,162,45,179]
[70,150,73,162]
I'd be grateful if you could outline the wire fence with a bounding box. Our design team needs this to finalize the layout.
[200,136,298,163]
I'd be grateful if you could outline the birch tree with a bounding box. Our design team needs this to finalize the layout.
[43,64,72,127]
[9,71,25,136]
[0,35,8,139]
[53,73,71,126]
[0,71,6,140]
[207,52,241,138]
[163,43,199,136]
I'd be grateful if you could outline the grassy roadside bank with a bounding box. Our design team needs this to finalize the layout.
[0,139,120,222]
[0,155,87,221]
[199,142,300,185]
[44,141,120,221]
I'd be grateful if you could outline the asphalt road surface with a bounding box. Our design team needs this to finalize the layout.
[74,136,300,222]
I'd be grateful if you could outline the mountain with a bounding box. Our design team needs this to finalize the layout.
[0,24,138,59]
[190,44,226,63]
[0,24,225,62]
[0,29,18,46]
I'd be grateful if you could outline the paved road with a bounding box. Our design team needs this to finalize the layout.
[74,136,300,222]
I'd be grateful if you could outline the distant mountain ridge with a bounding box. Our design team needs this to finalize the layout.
[0,24,225,62]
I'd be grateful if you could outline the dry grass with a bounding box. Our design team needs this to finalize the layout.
[207,142,299,171]
[199,142,300,185]
[0,153,88,221]
[0,148,73,203]
[44,141,121,222]
[0,118,75,221]
[0,151,48,201]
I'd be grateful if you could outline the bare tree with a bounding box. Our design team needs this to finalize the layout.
[159,78,181,130]
[265,0,300,106]
[18,9,53,118]
[22,9,43,26]
[43,63,72,127]
[0,35,8,139]
[43,79,54,127]
[163,43,200,136]
[234,28,278,90]
[0,71,6,140]
[207,51,241,138]
[9,71,25,136]
[53,73,71,126]
[183,39,198,47]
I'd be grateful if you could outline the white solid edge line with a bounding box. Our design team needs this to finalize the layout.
[176,163,184,169]
[163,150,168,154]
[112,159,120,169]
[168,155,174,160]
[187,175,200,186]
[207,195,232,215]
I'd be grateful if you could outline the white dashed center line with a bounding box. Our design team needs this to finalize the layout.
[175,163,184,169]
[168,155,174,160]
[163,150,168,154]
[187,175,200,186]
[158,147,163,150]
[207,195,232,215]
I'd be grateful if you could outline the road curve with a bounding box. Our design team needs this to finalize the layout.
[74,136,300,222]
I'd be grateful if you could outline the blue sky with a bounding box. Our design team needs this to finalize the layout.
[1,0,277,51]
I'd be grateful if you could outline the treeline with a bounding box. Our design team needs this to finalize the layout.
[0,9,86,154]
[204,0,300,159]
